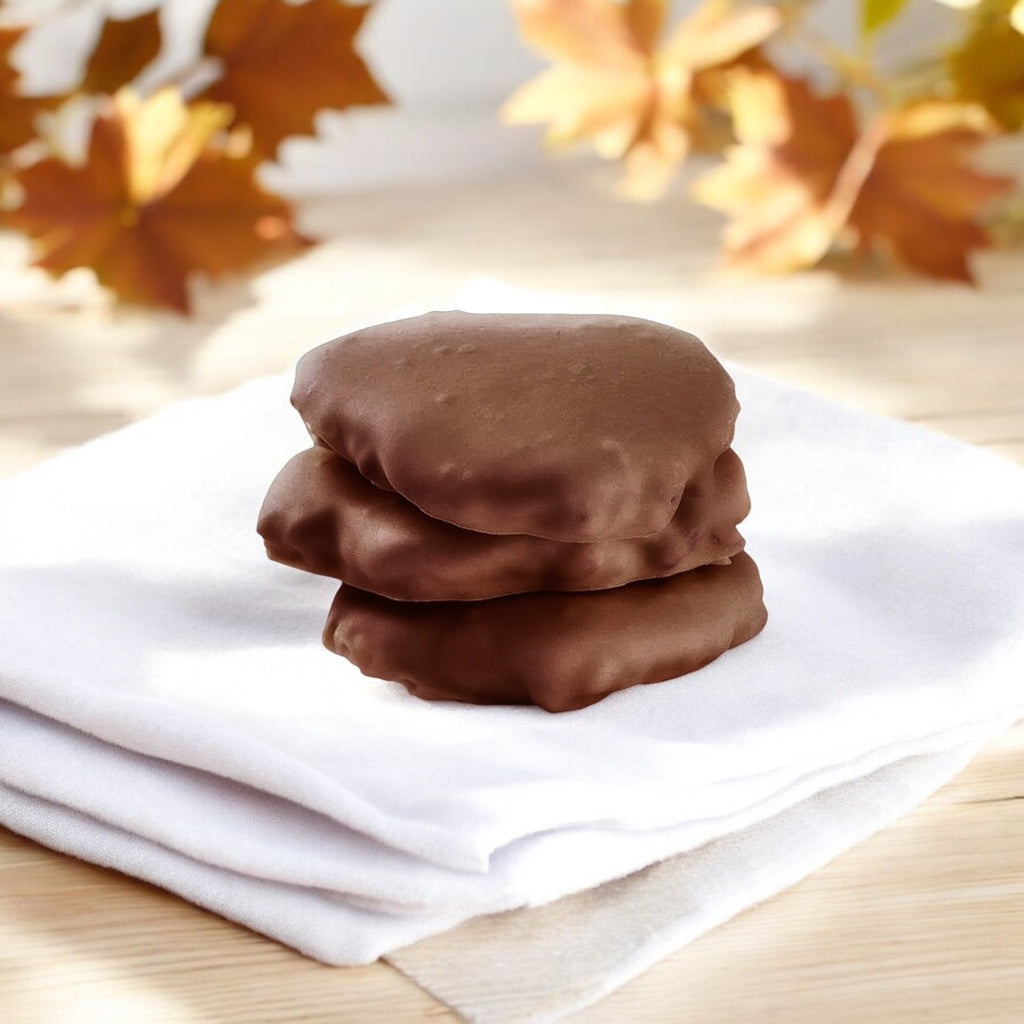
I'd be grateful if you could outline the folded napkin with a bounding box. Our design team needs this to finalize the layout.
[0,737,990,1023]
[2,369,1021,858]
[0,698,1000,922]
[386,737,988,1024]
[0,313,1022,1018]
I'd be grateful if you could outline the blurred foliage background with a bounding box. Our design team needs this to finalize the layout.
[0,0,1021,312]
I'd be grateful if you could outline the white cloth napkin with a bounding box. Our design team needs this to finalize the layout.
[0,698,1001,922]
[1,370,1021,857]
[0,738,989,1023]
[0,321,1022,1015]
[385,738,987,1024]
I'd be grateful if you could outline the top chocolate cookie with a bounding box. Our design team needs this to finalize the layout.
[291,311,738,542]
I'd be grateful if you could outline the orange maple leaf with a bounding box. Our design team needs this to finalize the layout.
[692,71,859,272]
[503,0,781,199]
[197,0,389,160]
[849,104,1015,281]
[0,26,63,157]
[79,9,162,95]
[8,89,309,312]
[693,70,1014,281]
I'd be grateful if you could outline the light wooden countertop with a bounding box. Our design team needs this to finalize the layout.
[1,166,1022,1022]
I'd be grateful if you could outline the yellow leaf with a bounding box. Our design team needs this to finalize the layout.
[860,0,911,37]
[947,0,1024,129]
[510,0,649,64]
[883,98,997,138]
[503,65,651,156]
[119,88,234,204]
[659,0,782,71]
[504,0,780,200]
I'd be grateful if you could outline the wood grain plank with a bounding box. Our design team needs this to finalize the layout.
[582,723,1024,1024]
[0,830,453,1023]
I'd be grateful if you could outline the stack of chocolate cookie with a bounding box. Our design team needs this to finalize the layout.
[258,311,766,712]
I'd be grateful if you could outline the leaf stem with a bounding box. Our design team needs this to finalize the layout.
[778,8,893,107]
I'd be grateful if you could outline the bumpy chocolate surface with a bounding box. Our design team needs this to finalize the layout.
[292,311,738,542]
[324,552,767,713]
[258,445,751,601]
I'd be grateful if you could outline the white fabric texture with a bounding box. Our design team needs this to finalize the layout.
[1,371,1022,862]
[385,739,986,1024]
[0,699,1002,919]
[0,739,988,1021]
[0,323,1022,1017]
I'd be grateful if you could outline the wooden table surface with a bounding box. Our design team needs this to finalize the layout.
[1,166,1022,1022]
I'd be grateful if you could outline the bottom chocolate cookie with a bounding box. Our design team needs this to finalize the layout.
[324,552,767,712]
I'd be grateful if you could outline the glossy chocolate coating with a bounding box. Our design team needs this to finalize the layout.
[324,552,767,713]
[258,445,750,601]
[292,311,738,542]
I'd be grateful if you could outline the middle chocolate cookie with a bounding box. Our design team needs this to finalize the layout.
[257,445,751,602]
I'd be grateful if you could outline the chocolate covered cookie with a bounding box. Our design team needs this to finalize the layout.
[291,311,738,542]
[324,552,767,713]
[258,445,751,601]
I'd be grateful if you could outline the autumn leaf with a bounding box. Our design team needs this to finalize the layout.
[848,103,1015,280]
[692,70,858,272]
[197,0,389,160]
[8,89,309,312]
[503,0,781,200]
[947,0,1024,130]
[693,70,1013,281]
[0,25,63,157]
[860,0,911,37]
[79,8,162,95]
